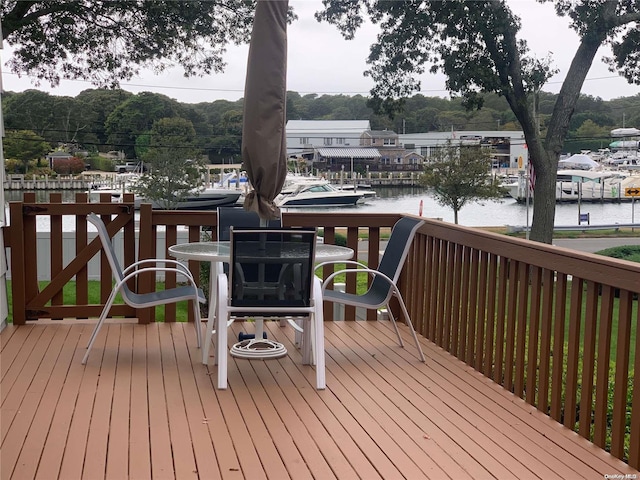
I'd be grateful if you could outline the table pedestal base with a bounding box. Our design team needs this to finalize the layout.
[230,339,287,359]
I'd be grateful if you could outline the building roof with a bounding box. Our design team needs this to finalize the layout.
[364,130,398,138]
[316,148,381,158]
[47,151,73,158]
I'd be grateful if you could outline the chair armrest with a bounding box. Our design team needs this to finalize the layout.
[123,258,192,278]
[314,260,368,273]
[321,267,396,291]
[116,266,199,291]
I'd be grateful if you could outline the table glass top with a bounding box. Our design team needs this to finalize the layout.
[168,241,353,262]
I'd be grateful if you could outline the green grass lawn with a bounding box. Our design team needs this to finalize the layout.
[4,280,191,323]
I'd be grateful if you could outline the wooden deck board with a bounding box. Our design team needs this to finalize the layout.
[1,320,638,480]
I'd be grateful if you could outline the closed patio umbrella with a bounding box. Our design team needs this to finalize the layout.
[242,0,288,222]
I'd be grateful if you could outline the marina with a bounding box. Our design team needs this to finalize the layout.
[5,185,639,230]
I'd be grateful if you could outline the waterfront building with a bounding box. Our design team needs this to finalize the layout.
[399,130,528,169]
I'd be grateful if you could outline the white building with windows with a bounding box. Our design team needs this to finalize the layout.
[286,120,371,156]
[399,130,528,169]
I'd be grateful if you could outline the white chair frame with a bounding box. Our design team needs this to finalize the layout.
[82,213,205,365]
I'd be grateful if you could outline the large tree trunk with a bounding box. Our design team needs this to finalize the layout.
[527,33,606,243]
[529,150,557,244]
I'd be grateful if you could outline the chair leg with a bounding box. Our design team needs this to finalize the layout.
[384,304,405,348]
[82,289,118,365]
[192,299,202,349]
[313,278,326,389]
[394,290,426,363]
[202,300,217,365]
[301,317,313,365]
[216,277,229,389]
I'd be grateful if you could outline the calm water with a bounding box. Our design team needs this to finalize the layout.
[5,186,639,229]
[281,186,639,228]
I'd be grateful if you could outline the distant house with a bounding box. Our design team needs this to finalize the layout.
[314,147,381,172]
[360,129,424,171]
[286,120,371,156]
[360,129,399,148]
[286,122,425,172]
[399,130,527,169]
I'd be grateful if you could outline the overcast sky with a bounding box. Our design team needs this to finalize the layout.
[1,0,638,104]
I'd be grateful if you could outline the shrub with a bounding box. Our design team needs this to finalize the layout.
[52,156,86,175]
[595,245,640,264]
[4,158,23,174]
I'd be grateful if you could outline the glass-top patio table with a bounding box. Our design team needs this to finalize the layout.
[168,241,354,363]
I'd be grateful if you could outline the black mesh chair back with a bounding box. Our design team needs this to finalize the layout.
[229,227,316,309]
[217,207,281,241]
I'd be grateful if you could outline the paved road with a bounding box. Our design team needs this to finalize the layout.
[552,236,640,253]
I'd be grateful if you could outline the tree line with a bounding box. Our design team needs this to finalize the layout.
[3,88,639,164]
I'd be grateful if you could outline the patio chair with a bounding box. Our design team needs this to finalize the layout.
[316,216,426,362]
[201,207,283,363]
[82,213,206,365]
[213,227,326,389]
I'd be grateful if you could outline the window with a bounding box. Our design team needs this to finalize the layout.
[323,138,333,146]
[383,138,396,146]
[299,137,309,144]
[336,138,345,145]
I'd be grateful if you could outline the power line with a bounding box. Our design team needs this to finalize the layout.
[3,70,635,98]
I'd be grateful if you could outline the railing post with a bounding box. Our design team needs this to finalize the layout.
[8,201,26,324]
[137,202,154,323]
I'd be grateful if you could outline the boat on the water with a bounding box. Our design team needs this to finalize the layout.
[276,180,366,207]
[507,169,638,202]
[88,175,243,210]
[138,187,243,210]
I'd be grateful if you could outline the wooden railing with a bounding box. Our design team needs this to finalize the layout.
[3,193,639,468]
[409,221,640,469]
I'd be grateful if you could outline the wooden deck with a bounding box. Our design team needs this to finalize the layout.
[2,319,638,480]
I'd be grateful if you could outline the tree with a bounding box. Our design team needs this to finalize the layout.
[3,129,51,173]
[105,92,183,158]
[420,141,504,224]
[132,117,204,210]
[2,90,57,139]
[1,1,256,87]
[317,1,640,243]
[75,89,133,150]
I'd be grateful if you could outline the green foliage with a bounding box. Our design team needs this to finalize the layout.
[105,92,184,158]
[85,154,114,171]
[3,129,51,172]
[3,87,638,171]
[595,246,640,263]
[4,158,22,174]
[132,117,204,209]
[2,1,255,87]
[420,141,504,223]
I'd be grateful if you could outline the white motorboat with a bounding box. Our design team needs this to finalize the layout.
[507,169,635,202]
[555,169,632,201]
[276,180,365,207]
